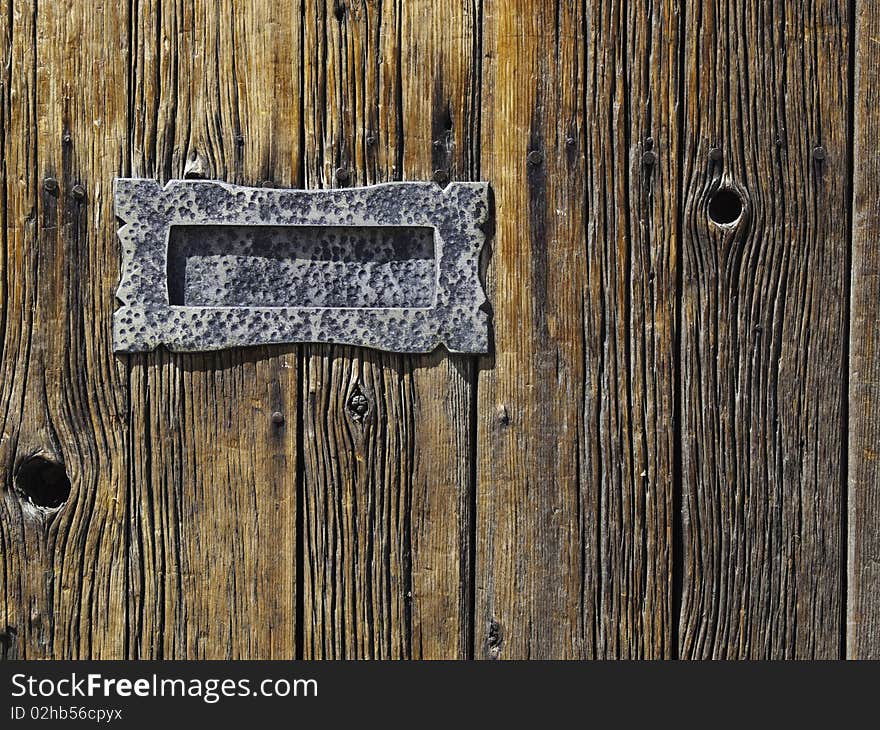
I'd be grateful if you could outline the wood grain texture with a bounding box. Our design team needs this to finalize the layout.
[0,0,129,659]
[300,0,478,659]
[678,1,849,658]
[475,0,678,659]
[476,0,586,660]
[0,0,867,661]
[400,1,481,660]
[126,0,299,658]
[581,0,679,658]
[849,0,880,660]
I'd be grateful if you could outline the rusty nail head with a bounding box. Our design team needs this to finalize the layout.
[71,185,86,201]
[62,132,72,145]
[335,167,350,182]
[366,133,376,146]
[234,134,244,146]
[709,147,723,162]
[645,137,655,150]
[813,146,827,161]
[432,169,450,185]
[43,177,58,194]
[271,411,285,425]
[527,150,543,166]
[565,136,576,147]
[642,150,657,166]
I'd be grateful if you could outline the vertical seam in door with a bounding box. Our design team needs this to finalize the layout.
[466,0,485,662]
[294,0,307,663]
[394,0,404,180]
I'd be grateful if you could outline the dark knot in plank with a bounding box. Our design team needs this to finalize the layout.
[14,455,71,510]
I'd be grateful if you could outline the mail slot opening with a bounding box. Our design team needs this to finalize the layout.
[167,224,437,308]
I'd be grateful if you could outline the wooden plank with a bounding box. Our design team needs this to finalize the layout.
[584,0,681,658]
[679,1,849,658]
[300,0,478,659]
[849,0,880,659]
[400,0,481,659]
[0,0,129,658]
[126,0,300,658]
[476,0,678,658]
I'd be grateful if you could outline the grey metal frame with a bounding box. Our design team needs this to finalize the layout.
[112,179,491,354]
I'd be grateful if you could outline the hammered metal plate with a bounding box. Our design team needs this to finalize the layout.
[112,179,491,354]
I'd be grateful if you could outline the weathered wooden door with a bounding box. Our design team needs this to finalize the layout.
[1,0,878,660]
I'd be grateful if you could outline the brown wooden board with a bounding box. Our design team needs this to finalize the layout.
[849,0,880,660]
[0,0,129,659]
[126,0,300,658]
[475,0,678,658]
[678,1,849,658]
[300,0,478,659]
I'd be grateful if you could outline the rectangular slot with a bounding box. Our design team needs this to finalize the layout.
[167,224,436,308]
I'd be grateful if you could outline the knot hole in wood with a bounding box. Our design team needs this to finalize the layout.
[14,454,71,510]
[346,384,371,423]
[707,185,747,228]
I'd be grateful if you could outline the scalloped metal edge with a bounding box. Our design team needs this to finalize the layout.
[113,179,491,354]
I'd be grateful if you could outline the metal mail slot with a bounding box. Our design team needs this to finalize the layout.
[112,179,491,354]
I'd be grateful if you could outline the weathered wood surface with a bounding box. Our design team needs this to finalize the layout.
[678,0,849,659]
[0,0,129,659]
[126,0,300,658]
[0,0,871,660]
[300,0,477,659]
[476,0,678,659]
[849,0,880,660]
